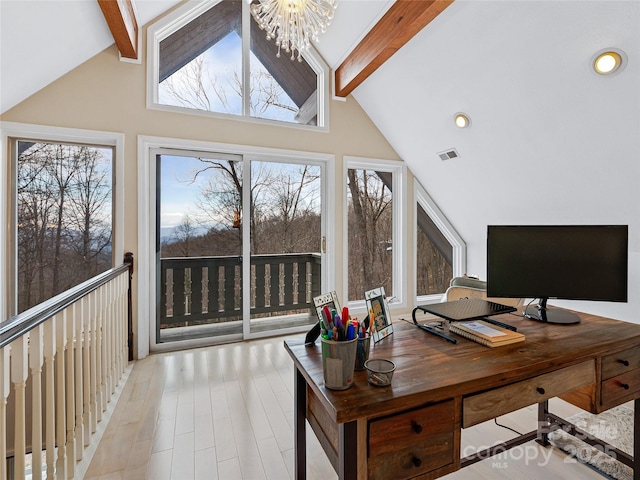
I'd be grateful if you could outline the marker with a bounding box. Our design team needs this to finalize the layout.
[322,306,332,325]
[347,324,355,340]
[342,306,350,323]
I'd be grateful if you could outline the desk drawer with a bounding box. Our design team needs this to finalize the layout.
[601,368,640,408]
[602,347,640,380]
[368,399,455,480]
[463,361,595,428]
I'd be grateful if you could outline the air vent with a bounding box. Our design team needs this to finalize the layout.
[438,148,460,161]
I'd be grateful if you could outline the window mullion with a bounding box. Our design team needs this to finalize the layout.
[242,1,251,117]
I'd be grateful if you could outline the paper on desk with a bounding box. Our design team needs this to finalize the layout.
[463,322,506,337]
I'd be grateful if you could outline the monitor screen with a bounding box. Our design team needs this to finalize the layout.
[487,225,628,323]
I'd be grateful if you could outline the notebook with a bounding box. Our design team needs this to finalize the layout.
[416,298,516,322]
[449,320,525,347]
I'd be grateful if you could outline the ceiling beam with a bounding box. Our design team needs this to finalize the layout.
[334,0,454,98]
[97,0,139,60]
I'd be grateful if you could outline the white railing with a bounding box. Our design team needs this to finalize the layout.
[0,254,133,480]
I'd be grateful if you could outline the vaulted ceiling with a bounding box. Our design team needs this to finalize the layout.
[2,1,639,320]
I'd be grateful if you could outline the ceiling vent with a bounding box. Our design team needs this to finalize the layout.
[438,148,460,161]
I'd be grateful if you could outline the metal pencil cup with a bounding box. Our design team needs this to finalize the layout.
[354,335,371,371]
[321,337,357,390]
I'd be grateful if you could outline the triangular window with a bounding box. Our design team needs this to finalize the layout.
[148,0,328,128]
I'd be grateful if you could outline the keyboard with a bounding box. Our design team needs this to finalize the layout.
[415,298,517,322]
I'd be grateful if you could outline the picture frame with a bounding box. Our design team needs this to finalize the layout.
[313,291,342,331]
[365,287,393,343]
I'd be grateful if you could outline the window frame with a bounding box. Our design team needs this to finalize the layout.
[343,157,407,314]
[146,0,330,131]
[0,122,124,318]
[138,135,335,356]
[414,179,466,305]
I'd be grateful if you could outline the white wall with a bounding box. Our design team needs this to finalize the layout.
[354,0,640,321]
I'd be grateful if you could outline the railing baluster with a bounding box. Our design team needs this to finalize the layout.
[55,313,67,480]
[224,264,236,313]
[10,336,29,479]
[255,262,266,309]
[191,266,203,316]
[97,284,105,419]
[44,316,56,480]
[161,263,168,319]
[89,291,98,433]
[0,347,8,480]
[74,301,85,459]
[29,325,44,480]
[283,260,294,306]
[65,306,77,477]
[208,263,220,314]
[297,261,306,305]
[120,274,128,374]
[270,262,280,308]
[82,295,91,447]
[106,280,113,397]
[173,267,186,317]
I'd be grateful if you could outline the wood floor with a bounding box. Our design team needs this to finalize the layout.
[84,335,611,480]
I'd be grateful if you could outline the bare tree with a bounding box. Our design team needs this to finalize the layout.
[16,141,113,313]
[159,54,298,120]
[269,165,320,253]
[171,216,198,257]
[45,144,81,294]
[66,147,112,282]
[347,169,393,300]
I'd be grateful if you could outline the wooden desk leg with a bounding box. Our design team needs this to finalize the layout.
[339,420,358,480]
[536,400,551,447]
[634,397,639,480]
[295,368,307,480]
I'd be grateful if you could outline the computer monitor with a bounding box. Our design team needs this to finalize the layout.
[487,225,628,324]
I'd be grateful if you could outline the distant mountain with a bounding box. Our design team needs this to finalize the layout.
[160,226,207,242]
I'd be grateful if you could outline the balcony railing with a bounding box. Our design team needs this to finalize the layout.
[0,254,134,480]
[159,253,321,328]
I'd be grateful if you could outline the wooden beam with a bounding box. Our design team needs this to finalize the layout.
[97,0,139,60]
[334,0,454,98]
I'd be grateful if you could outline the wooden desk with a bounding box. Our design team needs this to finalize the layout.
[285,310,640,480]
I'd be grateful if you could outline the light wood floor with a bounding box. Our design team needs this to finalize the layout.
[84,335,612,480]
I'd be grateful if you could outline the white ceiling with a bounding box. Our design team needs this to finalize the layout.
[353,0,640,265]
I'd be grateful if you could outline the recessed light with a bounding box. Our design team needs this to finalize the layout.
[592,48,626,76]
[454,113,471,128]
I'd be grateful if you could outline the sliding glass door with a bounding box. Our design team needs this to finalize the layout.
[154,149,324,344]
[248,160,322,335]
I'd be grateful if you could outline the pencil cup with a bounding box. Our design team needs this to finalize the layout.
[354,335,371,371]
[321,337,357,390]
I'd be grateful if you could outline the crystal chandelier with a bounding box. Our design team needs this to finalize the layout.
[250,0,337,61]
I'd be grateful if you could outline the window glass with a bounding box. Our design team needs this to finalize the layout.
[346,169,393,301]
[158,1,243,115]
[155,0,320,126]
[416,202,453,295]
[16,141,113,313]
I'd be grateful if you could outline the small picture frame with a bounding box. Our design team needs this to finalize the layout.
[365,287,393,343]
[313,291,341,329]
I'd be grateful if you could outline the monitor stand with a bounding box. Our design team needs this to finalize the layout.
[524,298,581,324]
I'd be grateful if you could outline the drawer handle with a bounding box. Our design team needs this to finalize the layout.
[411,456,422,468]
[618,359,630,367]
[411,421,423,434]
[621,383,630,390]
[537,387,546,395]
